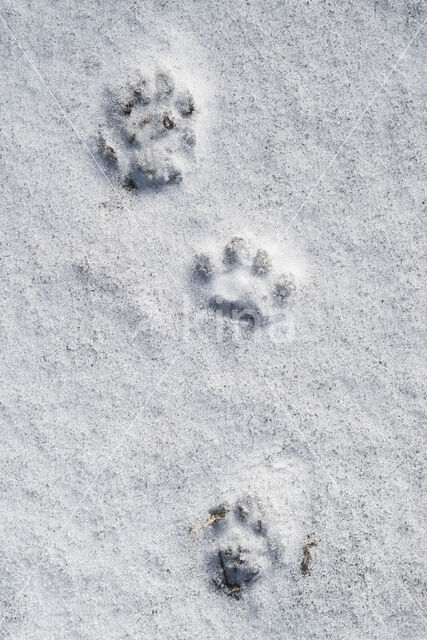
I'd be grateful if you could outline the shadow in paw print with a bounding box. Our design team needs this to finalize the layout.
[209,296,264,328]
[97,68,197,193]
[214,546,260,599]
[192,237,297,329]
[193,253,214,283]
[273,274,296,304]
[124,163,182,192]
[223,236,247,267]
[204,499,277,600]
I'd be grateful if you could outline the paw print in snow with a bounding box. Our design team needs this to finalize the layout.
[98,68,196,191]
[203,499,277,599]
[193,236,297,327]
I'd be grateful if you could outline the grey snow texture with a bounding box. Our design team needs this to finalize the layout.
[0,1,425,640]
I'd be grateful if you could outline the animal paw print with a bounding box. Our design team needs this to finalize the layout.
[203,499,277,599]
[193,236,296,327]
[98,68,196,191]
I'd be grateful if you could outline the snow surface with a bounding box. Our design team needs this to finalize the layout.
[0,1,426,639]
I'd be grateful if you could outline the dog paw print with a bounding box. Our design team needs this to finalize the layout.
[192,236,297,327]
[203,499,277,599]
[98,68,197,191]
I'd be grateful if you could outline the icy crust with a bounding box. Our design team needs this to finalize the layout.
[192,235,299,327]
[98,67,197,191]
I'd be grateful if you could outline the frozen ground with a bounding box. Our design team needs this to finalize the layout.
[0,1,426,638]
